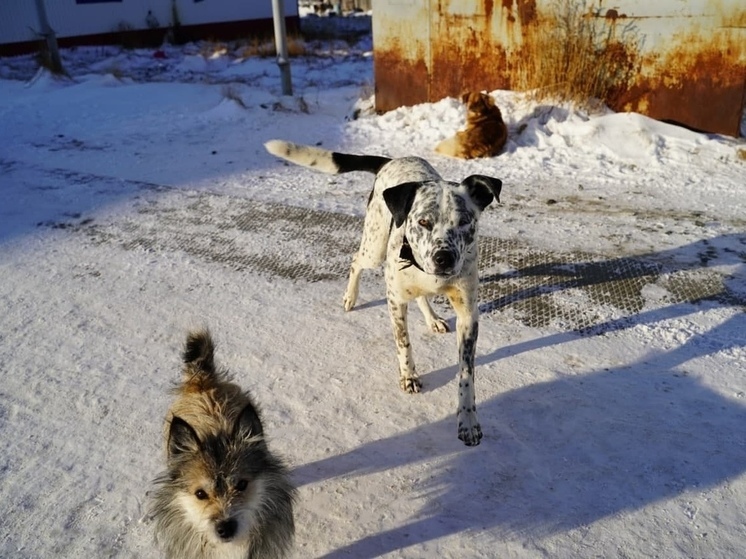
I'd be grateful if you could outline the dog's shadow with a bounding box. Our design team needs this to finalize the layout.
[348,298,387,312]
[296,234,746,557]
[294,307,746,558]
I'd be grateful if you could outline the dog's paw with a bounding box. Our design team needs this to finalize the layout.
[400,375,422,394]
[457,410,482,446]
[343,291,357,312]
[427,317,450,334]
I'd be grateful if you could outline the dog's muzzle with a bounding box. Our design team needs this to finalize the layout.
[432,249,457,277]
[216,518,238,541]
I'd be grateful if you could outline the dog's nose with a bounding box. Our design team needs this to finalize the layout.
[216,518,238,540]
[432,250,455,273]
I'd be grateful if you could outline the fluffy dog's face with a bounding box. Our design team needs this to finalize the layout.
[166,407,269,545]
[383,175,502,277]
[462,91,500,120]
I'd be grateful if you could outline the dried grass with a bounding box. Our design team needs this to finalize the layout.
[236,35,306,59]
[514,0,640,108]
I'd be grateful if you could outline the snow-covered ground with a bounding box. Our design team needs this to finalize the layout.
[1,27,745,558]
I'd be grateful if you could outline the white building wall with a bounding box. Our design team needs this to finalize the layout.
[0,0,298,46]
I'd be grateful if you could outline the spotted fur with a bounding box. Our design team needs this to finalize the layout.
[265,140,502,446]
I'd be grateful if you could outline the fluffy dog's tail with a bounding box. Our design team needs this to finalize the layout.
[181,330,222,389]
[265,139,390,175]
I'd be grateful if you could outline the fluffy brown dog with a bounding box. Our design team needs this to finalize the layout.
[150,330,296,559]
[435,92,508,159]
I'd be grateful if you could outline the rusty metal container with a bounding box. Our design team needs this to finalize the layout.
[373,0,746,136]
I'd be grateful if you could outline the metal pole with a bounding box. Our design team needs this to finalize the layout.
[33,0,64,74]
[271,0,293,96]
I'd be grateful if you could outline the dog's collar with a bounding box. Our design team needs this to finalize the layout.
[399,236,424,272]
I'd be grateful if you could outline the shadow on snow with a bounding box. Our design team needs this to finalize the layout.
[294,235,746,557]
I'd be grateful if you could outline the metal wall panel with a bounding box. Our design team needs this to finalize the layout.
[373,0,431,111]
[373,0,746,136]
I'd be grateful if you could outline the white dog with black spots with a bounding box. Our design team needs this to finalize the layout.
[265,140,502,446]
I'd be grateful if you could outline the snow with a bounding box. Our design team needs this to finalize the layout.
[1,26,745,559]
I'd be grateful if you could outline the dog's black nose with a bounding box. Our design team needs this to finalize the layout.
[432,250,455,273]
[216,518,238,540]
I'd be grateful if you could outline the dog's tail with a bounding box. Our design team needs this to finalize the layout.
[181,330,221,388]
[265,139,391,175]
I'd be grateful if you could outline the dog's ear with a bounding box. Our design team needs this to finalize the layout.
[232,402,264,440]
[383,182,422,227]
[462,175,502,210]
[168,416,201,457]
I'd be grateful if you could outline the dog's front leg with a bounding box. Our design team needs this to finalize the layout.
[344,196,389,311]
[343,258,362,311]
[387,298,422,394]
[447,286,482,446]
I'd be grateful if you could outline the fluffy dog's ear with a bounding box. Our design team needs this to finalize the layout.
[462,175,502,210]
[383,182,422,227]
[168,416,201,456]
[233,402,264,440]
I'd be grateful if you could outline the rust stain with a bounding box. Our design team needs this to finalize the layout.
[501,0,515,22]
[374,0,746,135]
[613,31,746,136]
[604,9,628,20]
[428,0,528,99]
[430,7,512,101]
[516,0,538,25]
[372,6,431,113]
[501,0,537,24]
[374,46,430,113]
[485,0,494,20]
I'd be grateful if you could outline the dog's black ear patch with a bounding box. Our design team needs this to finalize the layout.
[462,175,502,210]
[183,330,216,375]
[233,402,264,440]
[383,182,422,227]
[168,416,201,457]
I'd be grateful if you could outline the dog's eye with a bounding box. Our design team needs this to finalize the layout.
[195,489,208,500]
[418,219,432,230]
[235,479,249,492]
